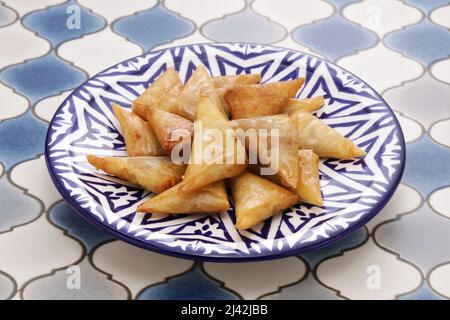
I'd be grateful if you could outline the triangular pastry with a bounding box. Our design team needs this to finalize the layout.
[137,180,229,214]
[225,78,305,119]
[86,155,185,194]
[230,114,299,188]
[281,96,324,114]
[132,67,182,119]
[112,103,164,156]
[292,111,366,159]
[146,106,194,154]
[213,73,262,115]
[178,96,247,193]
[231,171,298,230]
[296,150,323,206]
[172,66,224,120]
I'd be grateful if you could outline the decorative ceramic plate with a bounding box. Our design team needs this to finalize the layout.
[45,43,405,262]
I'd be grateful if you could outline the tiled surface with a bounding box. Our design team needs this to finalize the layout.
[0,0,449,300]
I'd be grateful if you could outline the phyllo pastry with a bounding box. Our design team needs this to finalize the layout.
[296,150,323,206]
[112,103,164,156]
[292,111,366,159]
[224,78,305,119]
[145,106,193,154]
[137,180,229,214]
[231,171,298,230]
[178,96,247,194]
[281,96,324,114]
[173,65,224,120]
[230,114,299,189]
[132,67,182,119]
[213,73,262,115]
[86,155,186,194]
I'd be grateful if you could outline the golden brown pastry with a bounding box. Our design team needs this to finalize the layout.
[296,150,323,206]
[230,114,299,189]
[86,155,185,194]
[137,180,229,214]
[172,66,224,120]
[132,67,182,118]
[213,73,262,115]
[281,96,324,114]
[224,78,305,119]
[112,103,164,156]
[292,111,366,159]
[231,171,298,230]
[178,96,247,194]
[146,106,193,154]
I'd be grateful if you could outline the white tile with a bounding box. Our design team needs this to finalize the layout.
[203,257,306,299]
[273,36,325,59]
[366,184,422,232]
[0,22,50,70]
[429,263,450,298]
[430,118,450,148]
[5,0,65,15]
[343,0,422,37]
[252,0,333,31]
[0,83,28,122]
[395,111,423,144]
[78,0,156,22]
[317,238,422,299]
[92,240,193,297]
[10,155,62,210]
[57,28,142,76]
[431,58,450,84]
[33,90,70,123]
[0,215,83,288]
[153,30,210,50]
[430,5,450,29]
[165,0,245,27]
[338,43,423,93]
[429,187,450,219]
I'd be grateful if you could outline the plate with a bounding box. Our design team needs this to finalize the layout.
[45,43,405,261]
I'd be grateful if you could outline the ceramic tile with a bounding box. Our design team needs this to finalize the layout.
[430,58,450,84]
[429,187,450,219]
[0,272,15,300]
[430,4,450,29]
[0,82,28,122]
[405,0,450,13]
[316,238,422,299]
[429,263,450,298]
[0,3,17,27]
[77,0,156,23]
[33,90,70,123]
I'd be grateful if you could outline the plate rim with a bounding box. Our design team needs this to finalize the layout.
[44,42,406,262]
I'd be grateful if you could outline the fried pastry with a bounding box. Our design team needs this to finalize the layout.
[225,78,305,119]
[146,106,194,154]
[132,67,182,119]
[231,171,298,230]
[292,111,366,159]
[296,150,323,206]
[281,96,324,114]
[86,155,185,194]
[112,103,164,156]
[178,96,247,193]
[230,114,299,189]
[137,180,229,214]
[172,66,224,120]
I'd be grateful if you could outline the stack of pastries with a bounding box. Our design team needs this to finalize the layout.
[86,66,365,230]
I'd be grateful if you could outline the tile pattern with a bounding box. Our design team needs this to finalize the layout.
[0,0,449,300]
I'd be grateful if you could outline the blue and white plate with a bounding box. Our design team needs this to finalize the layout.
[45,43,405,261]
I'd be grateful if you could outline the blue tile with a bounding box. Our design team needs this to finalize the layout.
[292,14,378,61]
[0,176,41,233]
[49,201,114,252]
[137,264,239,300]
[301,227,367,269]
[385,19,450,67]
[0,3,17,27]
[0,111,48,170]
[202,7,286,44]
[22,0,105,47]
[376,203,450,274]
[399,281,445,300]
[113,3,195,52]
[0,272,15,300]
[405,0,450,13]
[403,134,450,198]
[0,52,86,105]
